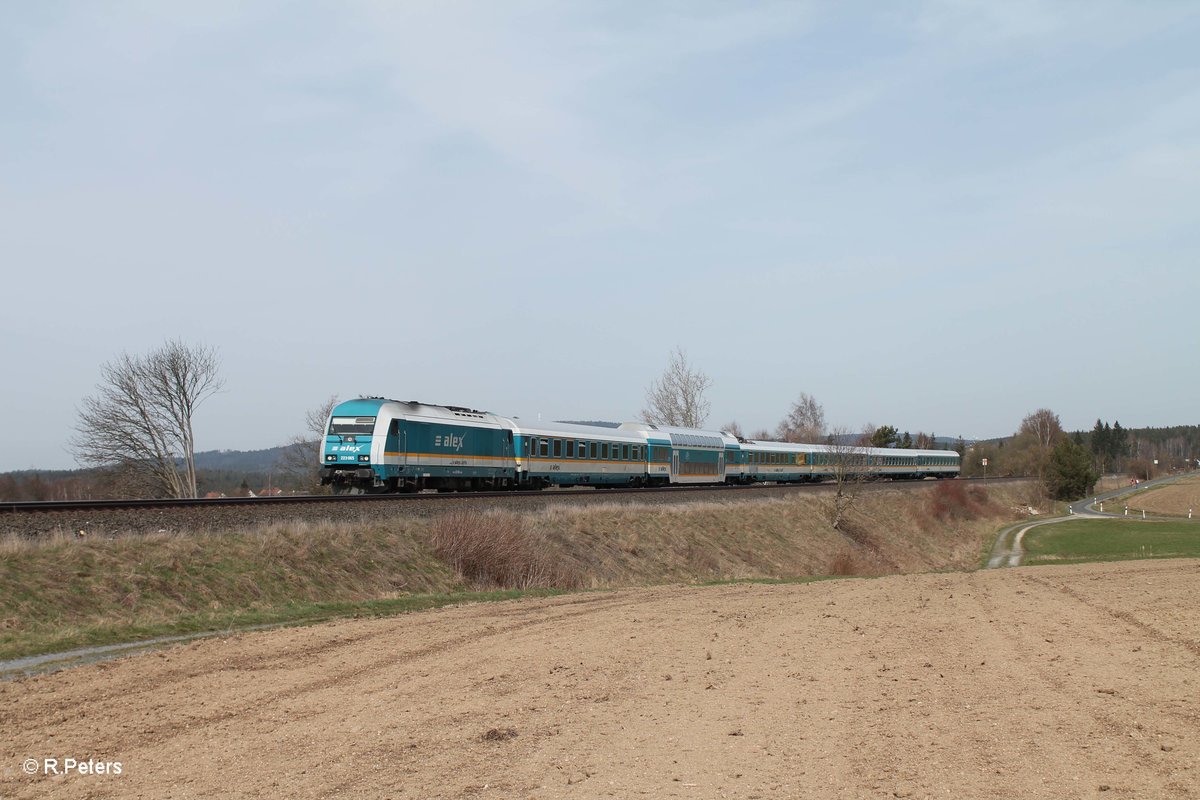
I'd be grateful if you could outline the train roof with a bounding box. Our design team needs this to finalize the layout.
[739,439,959,459]
[618,422,737,450]
[332,397,506,426]
[507,419,646,442]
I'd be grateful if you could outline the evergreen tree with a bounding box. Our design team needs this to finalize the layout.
[1109,421,1128,463]
[901,431,913,449]
[1046,438,1099,501]
[1090,419,1107,461]
[870,425,899,448]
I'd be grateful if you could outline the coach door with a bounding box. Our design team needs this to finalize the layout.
[671,450,680,480]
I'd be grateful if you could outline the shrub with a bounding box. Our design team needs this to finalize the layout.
[427,511,580,590]
[826,551,861,576]
[928,481,991,521]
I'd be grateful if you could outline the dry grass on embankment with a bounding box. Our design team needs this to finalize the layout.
[0,482,1032,659]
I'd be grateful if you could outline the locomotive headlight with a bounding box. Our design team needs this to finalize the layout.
[358,455,370,462]
[326,455,336,462]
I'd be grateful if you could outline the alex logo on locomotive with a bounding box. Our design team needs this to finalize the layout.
[434,434,466,452]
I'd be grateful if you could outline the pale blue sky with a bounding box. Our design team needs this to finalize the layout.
[2,1,1197,471]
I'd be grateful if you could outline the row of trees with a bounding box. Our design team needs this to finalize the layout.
[963,409,1199,495]
[640,348,951,452]
[638,350,1189,503]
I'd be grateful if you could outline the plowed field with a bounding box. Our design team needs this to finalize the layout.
[1125,475,1200,517]
[3,559,1198,799]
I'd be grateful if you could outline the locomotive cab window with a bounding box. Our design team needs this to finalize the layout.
[329,416,376,435]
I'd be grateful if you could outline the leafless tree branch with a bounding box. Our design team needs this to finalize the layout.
[71,340,223,498]
[641,347,712,429]
[276,395,339,493]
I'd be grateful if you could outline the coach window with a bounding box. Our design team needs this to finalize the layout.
[600,442,608,460]
[553,439,562,458]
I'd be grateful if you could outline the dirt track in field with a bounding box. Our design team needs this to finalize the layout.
[2,559,1198,799]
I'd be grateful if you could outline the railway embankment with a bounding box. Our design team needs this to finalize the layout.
[0,481,1035,663]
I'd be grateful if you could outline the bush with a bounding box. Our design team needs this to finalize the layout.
[928,481,990,521]
[427,511,580,590]
[826,551,862,576]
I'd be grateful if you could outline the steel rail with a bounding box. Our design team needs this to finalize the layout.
[1,477,1012,516]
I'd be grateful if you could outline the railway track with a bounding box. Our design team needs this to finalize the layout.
[0,478,1015,538]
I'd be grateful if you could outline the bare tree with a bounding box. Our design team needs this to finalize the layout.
[276,395,339,493]
[823,427,872,531]
[1012,408,1063,486]
[721,420,744,438]
[1020,408,1063,450]
[776,392,826,443]
[72,340,223,498]
[641,347,712,428]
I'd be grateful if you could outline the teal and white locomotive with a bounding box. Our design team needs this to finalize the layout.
[320,396,960,495]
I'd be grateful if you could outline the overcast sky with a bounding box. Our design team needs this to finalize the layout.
[2,1,1198,471]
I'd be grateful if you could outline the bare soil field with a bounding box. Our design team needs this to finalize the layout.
[1125,475,1200,517]
[3,559,1198,799]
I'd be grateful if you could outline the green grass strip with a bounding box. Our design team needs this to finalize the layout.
[1023,519,1200,565]
[0,587,566,663]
